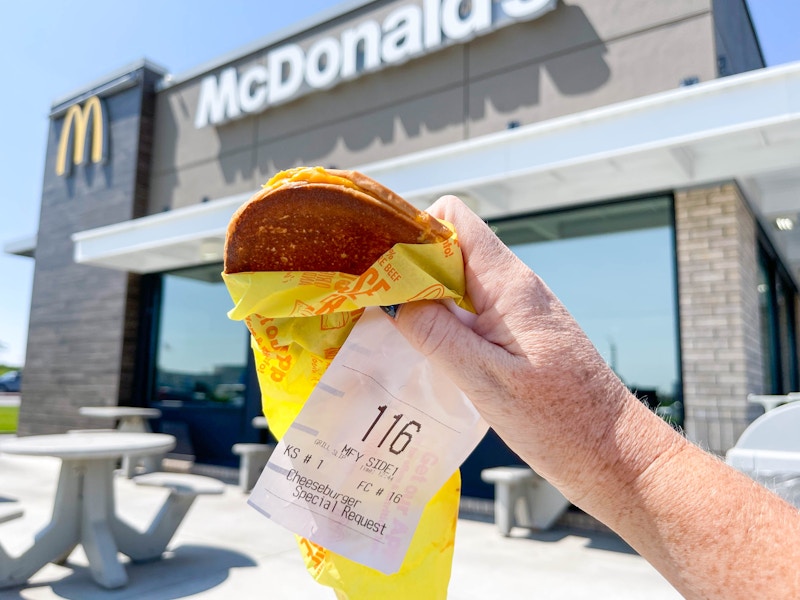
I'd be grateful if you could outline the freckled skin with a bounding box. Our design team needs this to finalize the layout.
[392,195,800,600]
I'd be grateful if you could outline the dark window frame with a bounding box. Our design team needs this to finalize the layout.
[757,237,799,393]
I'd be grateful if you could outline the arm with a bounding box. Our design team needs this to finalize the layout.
[390,195,800,600]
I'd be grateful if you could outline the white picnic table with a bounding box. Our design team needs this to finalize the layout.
[747,393,800,413]
[0,432,177,589]
[78,406,162,432]
[79,406,163,476]
[726,402,800,507]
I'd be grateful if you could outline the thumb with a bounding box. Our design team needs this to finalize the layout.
[392,300,501,400]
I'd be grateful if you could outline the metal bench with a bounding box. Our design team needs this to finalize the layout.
[481,466,569,536]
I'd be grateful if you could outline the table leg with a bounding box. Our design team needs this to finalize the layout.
[121,452,163,478]
[493,482,517,536]
[118,416,149,433]
[119,417,153,477]
[80,459,127,589]
[112,492,196,562]
[121,455,137,478]
[139,452,163,474]
[0,461,82,588]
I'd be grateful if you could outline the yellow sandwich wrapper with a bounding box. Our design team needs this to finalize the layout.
[223,225,472,599]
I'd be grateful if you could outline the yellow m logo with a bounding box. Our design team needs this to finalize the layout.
[55,96,107,176]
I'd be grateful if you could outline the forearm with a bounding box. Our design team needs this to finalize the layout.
[632,444,800,599]
[393,194,800,597]
[557,388,800,600]
[447,330,800,598]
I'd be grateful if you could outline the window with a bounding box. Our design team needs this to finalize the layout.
[147,264,255,465]
[777,278,799,392]
[758,255,776,392]
[154,265,249,406]
[491,196,682,422]
[758,245,799,393]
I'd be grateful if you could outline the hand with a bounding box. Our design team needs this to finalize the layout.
[391,195,674,497]
[389,195,800,600]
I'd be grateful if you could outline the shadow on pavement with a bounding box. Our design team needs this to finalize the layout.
[518,527,638,556]
[459,510,638,556]
[10,545,257,600]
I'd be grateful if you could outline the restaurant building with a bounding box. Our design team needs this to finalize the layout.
[8,0,800,497]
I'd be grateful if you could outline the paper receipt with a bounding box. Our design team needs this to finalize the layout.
[247,306,488,574]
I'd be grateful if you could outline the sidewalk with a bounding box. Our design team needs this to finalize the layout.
[0,394,20,408]
[0,445,681,599]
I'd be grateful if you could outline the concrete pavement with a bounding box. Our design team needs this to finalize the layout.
[0,442,681,599]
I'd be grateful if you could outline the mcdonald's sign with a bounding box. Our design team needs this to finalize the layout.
[55,96,108,176]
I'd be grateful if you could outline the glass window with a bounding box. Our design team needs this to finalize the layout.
[149,264,255,466]
[757,254,776,392]
[491,196,682,422]
[154,264,249,405]
[777,278,793,392]
[758,246,799,394]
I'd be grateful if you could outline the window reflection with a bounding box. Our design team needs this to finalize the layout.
[776,278,798,392]
[758,247,799,393]
[492,196,682,424]
[155,265,249,407]
[757,255,775,392]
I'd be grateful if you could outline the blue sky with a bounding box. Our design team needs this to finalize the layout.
[1,0,799,367]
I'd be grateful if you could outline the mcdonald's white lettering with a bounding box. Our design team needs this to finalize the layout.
[194,0,557,128]
[381,5,424,65]
[440,0,491,41]
[305,37,342,89]
[239,65,269,113]
[194,68,241,128]
[501,0,557,19]
[268,44,305,105]
[341,21,382,79]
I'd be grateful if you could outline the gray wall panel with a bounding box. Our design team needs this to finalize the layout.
[254,86,466,181]
[145,0,757,215]
[20,67,160,434]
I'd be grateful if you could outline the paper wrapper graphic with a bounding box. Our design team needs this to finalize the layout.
[224,227,471,599]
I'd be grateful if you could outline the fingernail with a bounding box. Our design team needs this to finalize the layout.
[380,304,400,319]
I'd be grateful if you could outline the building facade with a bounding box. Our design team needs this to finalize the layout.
[9,0,800,498]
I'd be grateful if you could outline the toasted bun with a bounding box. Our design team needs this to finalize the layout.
[224,167,451,274]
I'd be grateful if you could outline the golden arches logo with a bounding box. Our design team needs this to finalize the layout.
[55,96,107,176]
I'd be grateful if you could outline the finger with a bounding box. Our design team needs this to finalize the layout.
[426,195,533,315]
[427,195,502,263]
[392,299,506,401]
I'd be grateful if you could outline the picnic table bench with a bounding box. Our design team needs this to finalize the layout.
[232,416,274,492]
[481,466,570,536]
[0,432,222,589]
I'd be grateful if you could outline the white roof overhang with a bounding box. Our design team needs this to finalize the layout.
[3,234,36,258]
[72,193,250,273]
[72,61,800,279]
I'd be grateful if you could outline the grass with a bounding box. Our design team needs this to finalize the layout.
[0,406,19,433]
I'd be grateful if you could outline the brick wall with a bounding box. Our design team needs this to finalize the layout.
[18,66,160,434]
[675,183,763,455]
